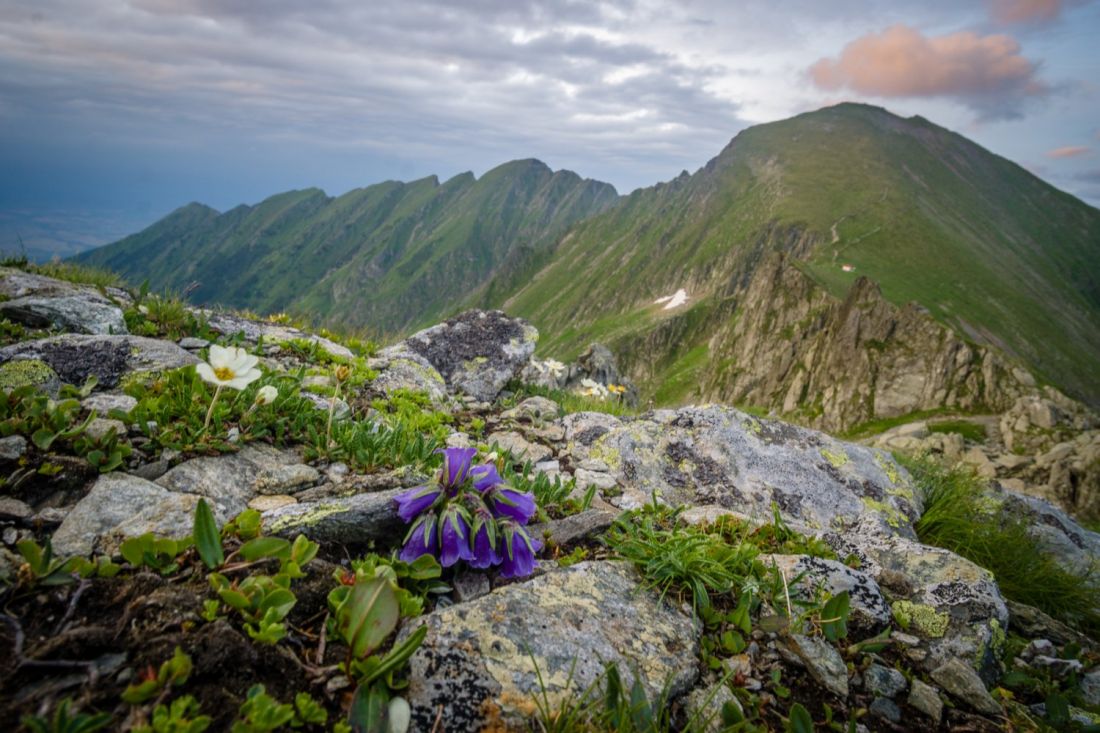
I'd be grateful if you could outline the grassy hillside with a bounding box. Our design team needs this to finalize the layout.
[495,104,1100,407]
[76,161,618,337]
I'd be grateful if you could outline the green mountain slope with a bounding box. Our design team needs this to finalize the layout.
[75,160,618,336]
[494,104,1100,413]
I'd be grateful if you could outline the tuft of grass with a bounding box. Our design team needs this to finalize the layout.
[31,260,124,289]
[904,455,1100,635]
[501,380,636,418]
[927,419,987,443]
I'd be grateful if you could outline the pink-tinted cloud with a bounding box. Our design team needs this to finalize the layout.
[989,0,1063,24]
[1046,145,1091,158]
[809,25,1045,120]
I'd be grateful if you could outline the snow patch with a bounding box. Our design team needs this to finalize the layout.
[654,288,688,310]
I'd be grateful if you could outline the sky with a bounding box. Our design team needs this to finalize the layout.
[1,0,1099,251]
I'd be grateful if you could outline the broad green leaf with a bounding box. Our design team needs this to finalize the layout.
[348,680,389,733]
[338,578,400,661]
[787,703,813,733]
[239,536,291,561]
[193,499,224,569]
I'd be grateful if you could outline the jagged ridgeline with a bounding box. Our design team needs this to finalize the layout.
[75,159,618,337]
[76,103,1100,430]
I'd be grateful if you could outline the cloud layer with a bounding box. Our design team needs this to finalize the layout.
[989,0,1064,24]
[1047,145,1092,158]
[809,24,1045,119]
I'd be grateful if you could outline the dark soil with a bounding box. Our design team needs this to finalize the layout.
[0,557,353,731]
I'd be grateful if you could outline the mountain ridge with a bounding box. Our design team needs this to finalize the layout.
[75,103,1100,428]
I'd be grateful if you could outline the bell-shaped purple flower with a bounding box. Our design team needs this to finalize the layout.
[393,484,442,523]
[486,485,537,524]
[466,506,501,569]
[399,512,438,564]
[439,447,477,491]
[498,522,542,579]
[438,504,476,568]
[470,462,503,492]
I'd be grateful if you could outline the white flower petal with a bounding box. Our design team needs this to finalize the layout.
[225,368,262,390]
[207,344,231,369]
[195,362,219,385]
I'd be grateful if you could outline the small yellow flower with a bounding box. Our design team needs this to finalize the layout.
[334,364,351,383]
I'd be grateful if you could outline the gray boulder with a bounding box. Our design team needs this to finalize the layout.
[400,560,698,731]
[398,309,538,402]
[51,473,222,557]
[562,405,919,535]
[761,554,891,633]
[0,266,128,335]
[0,334,199,389]
[367,347,448,403]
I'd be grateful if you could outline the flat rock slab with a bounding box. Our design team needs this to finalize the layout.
[401,560,699,730]
[51,473,227,557]
[399,309,538,402]
[563,405,919,537]
[261,488,405,543]
[198,310,354,360]
[0,334,199,388]
[156,444,320,518]
[0,295,127,336]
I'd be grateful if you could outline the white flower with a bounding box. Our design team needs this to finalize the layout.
[196,344,262,390]
[544,359,566,377]
[579,378,609,400]
[254,385,278,405]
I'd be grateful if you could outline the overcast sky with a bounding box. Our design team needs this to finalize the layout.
[1,0,1098,236]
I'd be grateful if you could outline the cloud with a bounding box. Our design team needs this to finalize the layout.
[1074,169,1100,183]
[809,24,1046,119]
[1046,145,1091,158]
[988,0,1063,24]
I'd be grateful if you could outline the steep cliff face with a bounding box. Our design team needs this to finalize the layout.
[700,255,1030,432]
[609,253,1032,434]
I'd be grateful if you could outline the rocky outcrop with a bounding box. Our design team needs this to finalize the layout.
[0,266,128,336]
[396,309,538,402]
[0,333,199,389]
[696,255,1030,433]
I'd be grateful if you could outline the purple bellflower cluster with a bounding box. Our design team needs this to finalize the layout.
[394,447,542,578]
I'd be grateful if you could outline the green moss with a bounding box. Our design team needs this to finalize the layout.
[891,601,950,638]
[0,359,57,390]
[820,448,849,468]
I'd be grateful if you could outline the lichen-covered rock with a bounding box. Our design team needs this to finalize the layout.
[760,554,891,633]
[155,444,320,518]
[564,405,919,536]
[261,488,405,543]
[51,473,226,557]
[400,560,699,730]
[0,358,61,394]
[1001,491,1100,575]
[487,430,552,464]
[398,309,538,402]
[826,516,1008,680]
[0,435,28,463]
[907,679,944,723]
[367,347,448,403]
[0,334,199,389]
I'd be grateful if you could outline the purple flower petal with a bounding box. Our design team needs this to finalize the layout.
[393,484,442,523]
[499,523,541,579]
[438,506,475,567]
[471,463,503,492]
[487,487,537,524]
[468,515,501,569]
[439,447,478,489]
[398,513,438,564]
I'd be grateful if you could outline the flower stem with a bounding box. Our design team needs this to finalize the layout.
[203,385,223,431]
[325,383,341,450]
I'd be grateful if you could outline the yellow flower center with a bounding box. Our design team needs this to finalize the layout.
[214,366,235,380]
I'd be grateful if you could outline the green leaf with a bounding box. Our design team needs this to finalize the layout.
[120,535,150,567]
[821,591,850,643]
[787,702,814,733]
[258,588,297,618]
[31,427,57,451]
[219,589,252,611]
[337,578,400,661]
[348,681,389,733]
[628,676,655,733]
[239,536,291,561]
[16,539,45,574]
[193,499,224,570]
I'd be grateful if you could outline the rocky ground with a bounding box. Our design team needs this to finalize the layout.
[1,264,1099,732]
